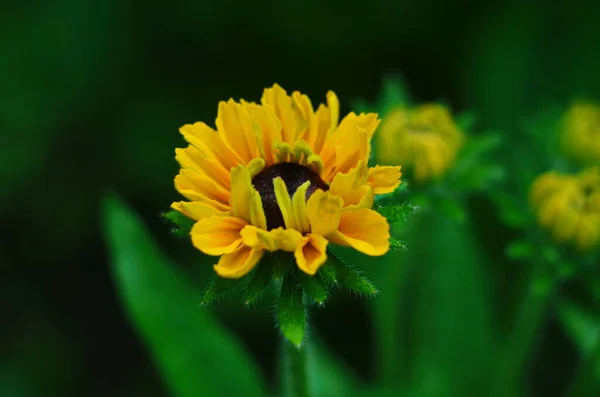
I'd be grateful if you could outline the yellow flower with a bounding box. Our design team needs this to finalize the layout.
[530,167,600,251]
[171,84,402,278]
[562,102,600,164]
[375,104,464,183]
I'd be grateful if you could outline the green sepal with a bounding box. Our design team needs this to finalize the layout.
[301,274,329,306]
[278,271,307,348]
[374,202,417,226]
[200,276,242,307]
[328,254,378,298]
[243,259,274,307]
[162,209,195,238]
[389,237,408,252]
[317,261,338,286]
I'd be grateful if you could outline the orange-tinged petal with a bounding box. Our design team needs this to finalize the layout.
[332,208,390,256]
[179,122,243,169]
[367,166,402,194]
[176,146,230,189]
[262,84,300,143]
[312,91,339,154]
[295,233,328,275]
[330,162,372,208]
[306,190,343,237]
[174,170,230,210]
[246,102,282,164]
[171,201,230,221]
[332,127,370,177]
[190,216,247,256]
[213,245,263,279]
[215,99,259,164]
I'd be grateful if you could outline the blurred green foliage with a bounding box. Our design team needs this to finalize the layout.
[3,0,600,396]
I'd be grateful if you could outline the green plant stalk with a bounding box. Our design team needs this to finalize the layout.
[565,331,600,397]
[281,317,313,397]
[490,263,556,397]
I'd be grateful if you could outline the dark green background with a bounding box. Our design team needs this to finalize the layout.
[3,0,600,396]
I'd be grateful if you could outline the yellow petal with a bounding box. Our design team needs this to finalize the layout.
[261,84,299,143]
[330,162,373,208]
[291,181,311,234]
[250,190,268,230]
[240,226,304,252]
[174,170,230,210]
[367,166,402,194]
[176,146,230,189]
[575,216,599,251]
[190,216,246,256]
[338,112,380,138]
[171,201,230,221]
[230,165,265,225]
[551,208,580,242]
[215,99,259,164]
[273,177,297,230]
[179,122,243,169]
[213,245,263,279]
[331,127,370,179]
[326,91,339,131]
[332,208,390,256]
[306,190,343,237]
[246,102,282,164]
[240,225,278,251]
[295,233,328,275]
[311,91,339,154]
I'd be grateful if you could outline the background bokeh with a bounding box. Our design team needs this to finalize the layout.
[3,1,600,396]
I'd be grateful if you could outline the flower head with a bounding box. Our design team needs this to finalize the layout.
[172,84,402,278]
[561,102,600,164]
[375,104,464,183]
[530,167,600,251]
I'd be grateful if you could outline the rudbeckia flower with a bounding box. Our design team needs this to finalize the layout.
[171,85,402,278]
[530,167,600,251]
[375,104,463,183]
[561,102,600,165]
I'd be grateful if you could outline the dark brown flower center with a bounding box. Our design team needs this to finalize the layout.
[252,163,329,230]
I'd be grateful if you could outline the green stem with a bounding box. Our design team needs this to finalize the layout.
[281,322,312,397]
[490,265,556,397]
[565,331,600,397]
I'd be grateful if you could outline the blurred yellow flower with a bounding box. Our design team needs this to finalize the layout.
[172,84,402,278]
[562,102,600,164]
[530,167,600,251]
[375,104,464,183]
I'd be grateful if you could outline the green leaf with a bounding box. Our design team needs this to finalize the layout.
[102,195,266,397]
[558,300,600,354]
[374,207,495,393]
[558,300,600,396]
[328,255,378,298]
[278,271,306,348]
[243,259,274,306]
[505,239,534,260]
[162,209,195,238]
